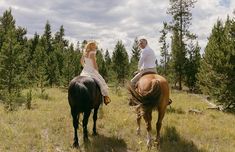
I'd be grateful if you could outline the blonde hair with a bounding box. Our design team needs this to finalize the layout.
[83,41,97,56]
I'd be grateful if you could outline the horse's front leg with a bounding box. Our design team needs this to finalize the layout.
[136,107,141,135]
[71,108,79,148]
[83,110,91,143]
[92,107,99,136]
[143,111,152,148]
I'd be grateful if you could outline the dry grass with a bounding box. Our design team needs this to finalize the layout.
[0,88,235,152]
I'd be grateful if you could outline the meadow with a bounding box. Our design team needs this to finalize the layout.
[0,87,235,152]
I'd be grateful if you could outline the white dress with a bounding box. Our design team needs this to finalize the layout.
[80,51,109,96]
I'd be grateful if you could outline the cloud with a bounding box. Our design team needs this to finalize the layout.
[0,0,234,59]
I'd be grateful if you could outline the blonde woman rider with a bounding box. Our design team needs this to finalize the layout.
[80,42,111,105]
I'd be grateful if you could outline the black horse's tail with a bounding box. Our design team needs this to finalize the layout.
[128,79,161,107]
[68,80,90,108]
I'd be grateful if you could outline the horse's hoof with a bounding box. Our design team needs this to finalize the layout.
[147,137,153,149]
[73,142,79,148]
[92,132,98,136]
[136,129,141,135]
[147,143,152,150]
[84,137,90,143]
[154,139,160,149]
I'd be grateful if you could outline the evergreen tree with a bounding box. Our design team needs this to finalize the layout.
[170,28,185,88]
[25,33,39,85]
[32,38,48,96]
[104,49,111,66]
[104,49,113,82]
[96,49,108,81]
[159,22,170,76]
[185,41,201,92]
[0,9,15,51]
[81,40,87,51]
[112,40,129,84]
[0,10,27,105]
[167,0,197,90]
[28,33,39,62]
[76,41,81,53]
[43,21,53,54]
[197,18,235,110]
[54,25,68,84]
[130,37,141,76]
[62,44,78,85]
[42,21,59,86]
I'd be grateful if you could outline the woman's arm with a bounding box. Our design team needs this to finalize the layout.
[90,53,98,70]
[80,55,85,67]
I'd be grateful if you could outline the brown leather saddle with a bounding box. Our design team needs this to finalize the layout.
[134,71,157,88]
[141,71,157,77]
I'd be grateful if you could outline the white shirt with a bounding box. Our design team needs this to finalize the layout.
[138,45,156,70]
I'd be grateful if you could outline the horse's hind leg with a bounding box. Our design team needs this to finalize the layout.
[136,108,142,135]
[155,105,166,148]
[143,111,152,148]
[92,107,99,136]
[71,108,80,148]
[83,110,91,142]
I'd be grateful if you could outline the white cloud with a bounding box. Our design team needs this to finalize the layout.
[0,0,234,59]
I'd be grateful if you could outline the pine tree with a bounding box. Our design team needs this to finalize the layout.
[167,0,197,90]
[0,10,27,106]
[26,33,39,85]
[81,40,87,51]
[197,18,235,110]
[28,33,39,62]
[0,9,15,51]
[104,49,113,82]
[104,49,111,66]
[112,40,129,85]
[32,38,48,96]
[42,21,59,86]
[76,41,81,53]
[130,37,141,76]
[54,25,68,85]
[185,41,201,92]
[62,44,77,85]
[170,28,185,88]
[159,22,170,76]
[96,49,108,81]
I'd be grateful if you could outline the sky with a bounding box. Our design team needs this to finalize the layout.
[0,0,234,58]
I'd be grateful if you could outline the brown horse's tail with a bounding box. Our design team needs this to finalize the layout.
[127,84,143,104]
[128,79,161,107]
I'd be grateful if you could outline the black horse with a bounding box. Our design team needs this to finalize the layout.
[68,76,103,148]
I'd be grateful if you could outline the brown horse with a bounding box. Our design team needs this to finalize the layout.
[68,76,103,148]
[128,73,171,148]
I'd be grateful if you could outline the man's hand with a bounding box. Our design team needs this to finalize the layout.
[133,70,139,76]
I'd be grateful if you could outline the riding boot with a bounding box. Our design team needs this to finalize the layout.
[104,96,111,105]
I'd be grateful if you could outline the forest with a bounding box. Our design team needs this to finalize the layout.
[0,1,234,111]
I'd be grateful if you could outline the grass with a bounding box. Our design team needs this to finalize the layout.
[0,87,235,152]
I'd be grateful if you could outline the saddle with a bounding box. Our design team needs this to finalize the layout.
[141,71,157,77]
[134,71,157,89]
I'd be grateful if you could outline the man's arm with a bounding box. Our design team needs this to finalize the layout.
[138,49,147,71]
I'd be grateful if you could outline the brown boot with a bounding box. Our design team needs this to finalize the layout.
[104,96,111,105]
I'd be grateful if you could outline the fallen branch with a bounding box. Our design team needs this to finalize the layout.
[207,106,223,111]
[188,108,203,115]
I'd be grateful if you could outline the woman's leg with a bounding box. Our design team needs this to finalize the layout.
[91,72,110,104]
